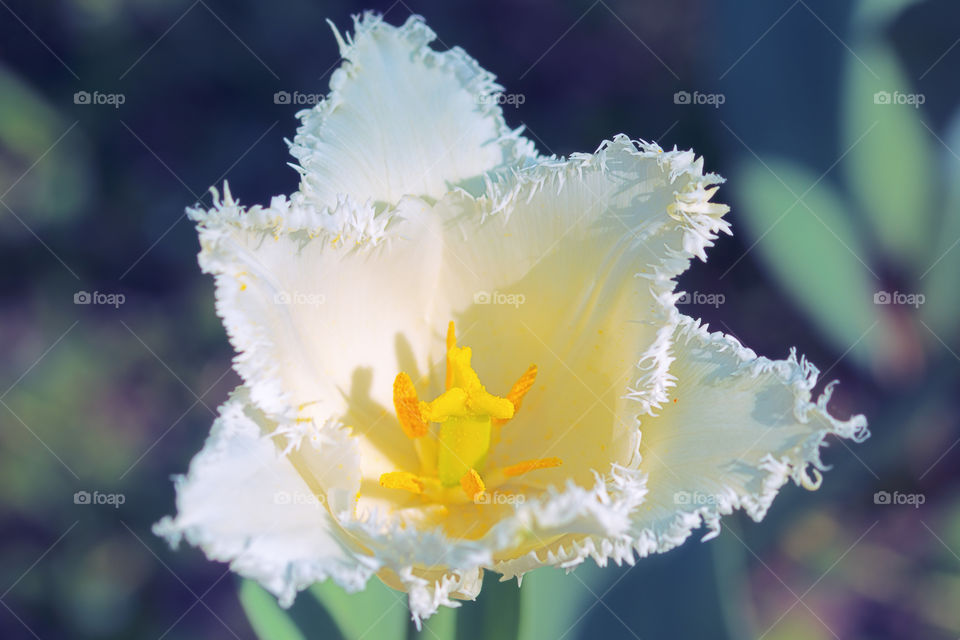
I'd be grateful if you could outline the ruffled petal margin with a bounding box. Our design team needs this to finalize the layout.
[173,138,737,623]
[491,315,868,579]
[153,387,378,606]
[630,314,869,551]
[157,11,868,627]
[290,13,537,209]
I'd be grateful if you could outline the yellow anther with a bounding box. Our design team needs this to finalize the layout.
[503,457,563,478]
[506,365,537,413]
[393,372,428,438]
[381,321,544,500]
[445,321,456,390]
[467,390,514,420]
[460,468,485,501]
[379,471,424,494]
[494,364,537,426]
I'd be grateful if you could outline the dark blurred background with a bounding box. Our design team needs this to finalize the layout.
[1,0,958,638]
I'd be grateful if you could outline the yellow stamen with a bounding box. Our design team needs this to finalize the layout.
[379,471,424,494]
[445,321,456,390]
[494,364,538,426]
[380,322,544,500]
[503,457,563,477]
[460,468,485,501]
[506,365,537,412]
[393,372,428,438]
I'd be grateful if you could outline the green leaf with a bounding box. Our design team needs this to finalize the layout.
[841,41,937,273]
[517,564,606,640]
[311,577,407,640]
[0,63,91,225]
[732,157,887,369]
[239,580,308,640]
[455,572,521,640]
[920,107,960,341]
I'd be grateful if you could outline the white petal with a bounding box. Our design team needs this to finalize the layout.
[493,315,869,576]
[291,13,536,209]
[491,467,648,580]
[189,190,450,432]
[154,387,377,606]
[340,136,731,579]
[629,315,869,552]
[432,136,730,493]
[167,10,872,625]
[378,566,484,624]
[187,137,733,594]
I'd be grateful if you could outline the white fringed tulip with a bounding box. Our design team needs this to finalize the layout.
[155,13,868,623]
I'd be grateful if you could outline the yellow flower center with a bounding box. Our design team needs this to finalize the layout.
[379,322,561,504]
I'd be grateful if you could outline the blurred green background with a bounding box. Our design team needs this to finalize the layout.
[1,0,958,638]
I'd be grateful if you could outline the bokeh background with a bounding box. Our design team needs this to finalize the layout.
[2,0,958,638]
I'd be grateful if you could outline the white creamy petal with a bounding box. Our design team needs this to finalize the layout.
[495,315,869,577]
[153,387,377,606]
[291,13,536,209]
[629,315,869,552]
[189,189,453,437]
[166,10,870,626]
[191,136,730,546]
[377,566,484,625]
[427,136,730,492]
[338,136,729,579]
